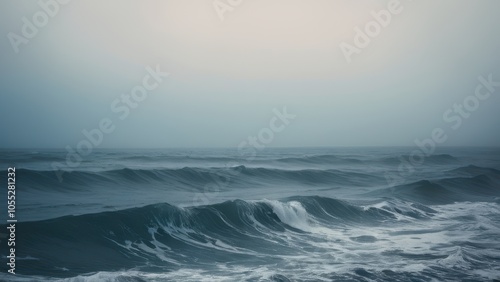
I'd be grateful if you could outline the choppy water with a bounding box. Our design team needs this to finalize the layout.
[1,147,500,281]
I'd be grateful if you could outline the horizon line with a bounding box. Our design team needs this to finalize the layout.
[1,145,500,150]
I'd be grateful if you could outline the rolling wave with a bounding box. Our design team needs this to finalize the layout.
[448,164,500,175]
[116,153,460,166]
[13,196,434,277]
[369,173,500,204]
[16,166,385,190]
[3,149,500,281]
[376,154,460,165]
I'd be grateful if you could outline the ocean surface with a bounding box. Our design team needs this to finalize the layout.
[1,147,500,281]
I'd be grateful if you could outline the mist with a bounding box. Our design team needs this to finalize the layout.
[1,0,499,148]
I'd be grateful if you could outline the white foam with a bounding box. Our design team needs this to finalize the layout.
[437,247,469,268]
[264,200,311,231]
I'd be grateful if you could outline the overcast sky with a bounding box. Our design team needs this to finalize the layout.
[1,0,499,148]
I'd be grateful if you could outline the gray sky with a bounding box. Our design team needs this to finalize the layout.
[1,0,499,148]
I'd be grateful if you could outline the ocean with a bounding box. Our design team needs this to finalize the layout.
[1,147,500,281]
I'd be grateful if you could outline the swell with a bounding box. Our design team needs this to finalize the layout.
[375,154,460,165]
[17,163,498,193]
[368,171,500,205]
[9,196,430,277]
[16,167,385,190]
[448,164,500,176]
[1,153,461,166]
[122,153,460,166]
[273,155,364,165]
[119,155,239,163]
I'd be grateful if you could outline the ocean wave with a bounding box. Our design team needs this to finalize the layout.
[376,154,460,165]
[9,196,434,277]
[369,174,500,205]
[15,167,385,190]
[448,164,500,176]
[274,154,364,165]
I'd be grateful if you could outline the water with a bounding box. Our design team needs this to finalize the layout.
[1,147,500,281]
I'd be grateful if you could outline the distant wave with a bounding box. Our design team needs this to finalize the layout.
[375,154,460,165]
[115,153,460,166]
[369,173,500,204]
[119,155,238,163]
[448,164,500,175]
[0,153,462,166]
[273,155,364,165]
[16,167,385,190]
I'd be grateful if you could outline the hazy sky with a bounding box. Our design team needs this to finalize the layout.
[1,0,499,148]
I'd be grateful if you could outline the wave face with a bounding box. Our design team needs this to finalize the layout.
[15,166,386,190]
[1,147,500,281]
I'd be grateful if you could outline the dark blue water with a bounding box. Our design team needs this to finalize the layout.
[1,147,500,281]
